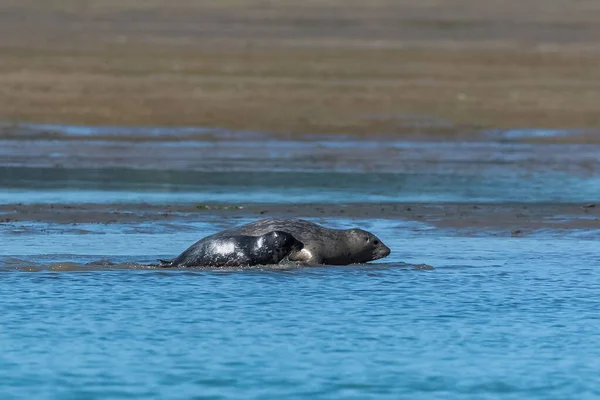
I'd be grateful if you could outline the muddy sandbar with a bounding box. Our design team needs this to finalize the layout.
[2,0,600,135]
[2,202,598,236]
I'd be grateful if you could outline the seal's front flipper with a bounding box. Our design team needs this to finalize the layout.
[288,248,318,263]
[158,259,173,268]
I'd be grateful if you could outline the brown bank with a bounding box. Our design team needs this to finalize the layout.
[1,0,600,136]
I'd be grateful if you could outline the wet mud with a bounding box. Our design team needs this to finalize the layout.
[1,202,599,233]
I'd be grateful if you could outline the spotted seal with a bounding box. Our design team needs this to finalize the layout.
[159,231,303,268]
[209,218,391,265]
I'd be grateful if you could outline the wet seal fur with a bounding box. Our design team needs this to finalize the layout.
[160,231,303,268]
[210,218,391,265]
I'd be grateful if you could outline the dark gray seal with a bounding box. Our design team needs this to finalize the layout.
[210,218,391,265]
[160,231,303,268]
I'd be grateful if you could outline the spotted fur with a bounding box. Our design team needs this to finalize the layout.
[160,231,303,268]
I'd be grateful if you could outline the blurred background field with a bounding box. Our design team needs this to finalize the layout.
[2,0,600,134]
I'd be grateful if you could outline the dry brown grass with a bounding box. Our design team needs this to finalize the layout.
[1,0,600,135]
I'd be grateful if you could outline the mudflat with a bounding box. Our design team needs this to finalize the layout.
[2,0,600,135]
[2,202,599,237]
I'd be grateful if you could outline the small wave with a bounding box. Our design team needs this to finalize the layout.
[0,258,159,272]
[0,257,429,273]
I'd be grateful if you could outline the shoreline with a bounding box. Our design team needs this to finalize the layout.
[2,202,598,235]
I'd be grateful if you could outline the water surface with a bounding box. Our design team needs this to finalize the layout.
[2,217,600,399]
[2,125,600,399]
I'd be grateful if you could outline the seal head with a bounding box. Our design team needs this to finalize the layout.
[344,228,391,263]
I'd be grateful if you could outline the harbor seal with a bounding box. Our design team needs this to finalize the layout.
[160,231,303,268]
[210,218,391,265]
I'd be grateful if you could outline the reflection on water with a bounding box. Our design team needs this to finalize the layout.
[483,128,585,140]
[0,122,257,140]
[2,166,600,204]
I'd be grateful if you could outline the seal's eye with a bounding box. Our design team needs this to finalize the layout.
[365,237,369,242]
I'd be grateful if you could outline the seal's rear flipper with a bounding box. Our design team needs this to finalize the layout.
[158,259,173,268]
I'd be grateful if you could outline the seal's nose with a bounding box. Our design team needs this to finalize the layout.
[379,244,391,258]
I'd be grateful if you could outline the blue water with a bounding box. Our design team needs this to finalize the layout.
[2,217,600,399]
[3,131,600,205]
[2,124,600,399]
[3,168,600,204]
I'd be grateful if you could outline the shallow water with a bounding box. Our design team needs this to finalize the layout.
[2,124,600,205]
[2,217,600,399]
[2,125,600,399]
[2,138,600,204]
